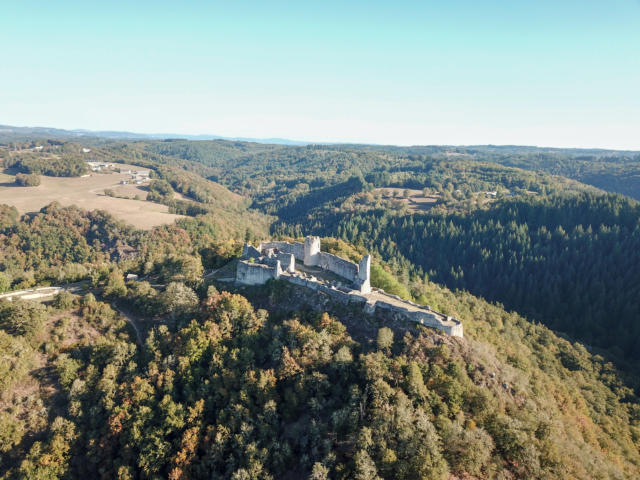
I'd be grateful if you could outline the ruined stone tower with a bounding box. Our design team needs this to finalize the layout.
[304,236,321,266]
[356,255,371,293]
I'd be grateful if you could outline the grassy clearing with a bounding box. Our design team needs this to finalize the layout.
[369,187,440,212]
[0,164,183,229]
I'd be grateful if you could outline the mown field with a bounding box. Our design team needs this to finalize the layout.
[0,164,183,229]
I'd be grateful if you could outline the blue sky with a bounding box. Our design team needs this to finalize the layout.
[1,1,639,148]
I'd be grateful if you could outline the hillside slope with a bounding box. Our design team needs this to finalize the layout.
[0,202,639,478]
[1,259,639,479]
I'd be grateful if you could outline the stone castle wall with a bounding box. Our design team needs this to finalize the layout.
[282,273,462,337]
[243,244,262,260]
[237,237,463,337]
[373,300,463,337]
[259,238,360,283]
[259,241,305,262]
[316,252,358,282]
[236,261,281,285]
[276,252,296,273]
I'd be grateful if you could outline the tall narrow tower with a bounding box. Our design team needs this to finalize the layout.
[357,255,371,293]
[304,236,321,266]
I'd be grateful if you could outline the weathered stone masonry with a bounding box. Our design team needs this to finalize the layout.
[236,236,463,337]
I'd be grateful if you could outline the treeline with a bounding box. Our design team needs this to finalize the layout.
[140,141,597,216]
[483,150,640,200]
[0,202,250,293]
[5,152,87,177]
[326,144,640,200]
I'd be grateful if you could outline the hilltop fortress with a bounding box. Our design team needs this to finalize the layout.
[236,237,463,337]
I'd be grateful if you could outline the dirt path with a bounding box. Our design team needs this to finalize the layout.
[114,304,143,346]
[0,283,86,301]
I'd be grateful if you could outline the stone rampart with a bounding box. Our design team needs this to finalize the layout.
[276,253,295,273]
[317,252,358,282]
[285,275,366,305]
[292,242,305,261]
[238,238,462,337]
[373,300,463,337]
[280,275,462,337]
[259,241,305,262]
[259,241,293,255]
[243,244,262,260]
[236,261,281,285]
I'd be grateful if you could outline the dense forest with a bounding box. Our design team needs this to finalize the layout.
[0,202,256,294]
[143,140,640,200]
[279,193,640,370]
[2,132,640,478]
[1,205,640,478]
[3,150,87,177]
[141,140,640,373]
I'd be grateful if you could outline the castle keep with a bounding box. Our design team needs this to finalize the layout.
[236,237,463,337]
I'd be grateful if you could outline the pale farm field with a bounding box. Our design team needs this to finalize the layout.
[0,165,183,229]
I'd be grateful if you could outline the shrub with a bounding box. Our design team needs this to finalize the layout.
[52,291,75,310]
[15,172,41,186]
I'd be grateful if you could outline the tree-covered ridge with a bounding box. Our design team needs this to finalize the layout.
[0,200,639,478]
[0,203,144,291]
[1,275,639,479]
[145,138,284,168]
[0,142,89,177]
[280,192,640,373]
[317,144,640,201]
[0,202,259,293]
[142,140,611,206]
[5,136,640,199]
[462,147,640,201]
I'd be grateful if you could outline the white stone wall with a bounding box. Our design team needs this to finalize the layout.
[258,241,305,262]
[317,252,358,282]
[236,261,280,285]
[242,244,262,260]
[276,253,295,273]
[238,238,461,337]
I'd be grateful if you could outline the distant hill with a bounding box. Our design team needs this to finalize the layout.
[0,124,309,145]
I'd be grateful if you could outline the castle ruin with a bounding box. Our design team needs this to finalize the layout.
[235,236,463,337]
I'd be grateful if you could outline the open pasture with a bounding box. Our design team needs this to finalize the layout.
[0,164,183,229]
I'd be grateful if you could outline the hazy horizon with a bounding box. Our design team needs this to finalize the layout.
[2,1,639,149]
[3,122,640,152]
